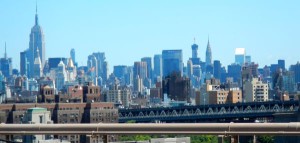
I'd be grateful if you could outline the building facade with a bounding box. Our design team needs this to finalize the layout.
[235,48,245,66]
[162,50,183,77]
[22,107,53,143]
[26,7,46,78]
[153,54,162,81]
[244,78,268,102]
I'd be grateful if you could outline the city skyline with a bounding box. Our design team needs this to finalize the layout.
[1,1,300,71]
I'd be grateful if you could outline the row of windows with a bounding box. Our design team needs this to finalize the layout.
[253,85,268,88]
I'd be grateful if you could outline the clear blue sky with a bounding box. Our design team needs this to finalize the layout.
[0,0,299,72]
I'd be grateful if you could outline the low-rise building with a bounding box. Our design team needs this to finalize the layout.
[22,107,53,143]
[83,82,101,103]
[0,102,118,143]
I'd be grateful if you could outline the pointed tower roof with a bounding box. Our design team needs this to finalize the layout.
[206,36,211,52]
[34,48,41,65]
[205,36,212,66]
[58,59,65,67]
[67,58,75,68]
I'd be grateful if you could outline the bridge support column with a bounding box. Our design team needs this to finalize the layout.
[218,135,224,143]
[102,135,108,143]
[6,135,12,142]
[253,135,256,143]
[230,135,239,143]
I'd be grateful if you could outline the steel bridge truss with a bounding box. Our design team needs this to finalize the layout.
[119,101,299,123]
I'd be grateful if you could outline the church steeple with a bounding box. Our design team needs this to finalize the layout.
[35,2,39,25]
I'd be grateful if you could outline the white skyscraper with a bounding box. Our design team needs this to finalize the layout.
[235,48,246,66]
[55,61,67,91]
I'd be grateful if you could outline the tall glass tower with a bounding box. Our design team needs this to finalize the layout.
[235,48,245,66]
[162,50,183,77]
[141,57,152,80]
[70,48,76,66]
[153,54,162,78]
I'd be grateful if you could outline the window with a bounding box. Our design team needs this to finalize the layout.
[39,115,43,123]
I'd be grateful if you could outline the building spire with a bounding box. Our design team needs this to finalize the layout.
[208,34,210,44]
[36,0,38,14]
[207,35,211,50]
[4,42,7,59]
[206,35,212,66]
[35,1,39,25]
[193,37,196,44]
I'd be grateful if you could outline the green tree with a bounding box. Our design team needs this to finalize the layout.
[120,120,151,141]
[190,135,219,143]
[257,135,274,143]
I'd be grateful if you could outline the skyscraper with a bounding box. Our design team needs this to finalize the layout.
[191,39,199,59]
[33,49,42,79]
[113,65,128,79]
[290,62,300,83]
[141,57,152,80]
[153,54,162,79]
[0,43,12,78]
[27,5,45,78]
[70,48,77,67]
[270,64,279,75]
[162,50,183,77]
[48,58,68,70]
[91,52,107,82]
[20,51,28,76]
[235,48,245,66]
[283,71,295,93]
[220,67,227,83]
[187,60,193,78]
[205,39,212,66]
[228,63,242,83]
[278,59,285,71]
[87,55,97,85]
[133,61,147,80]
[245,55,251,64]
[103,61,109,82]
[56,61,67,91]
[162,74,190,102]
[213,60,221,80]
[190,39,201,66]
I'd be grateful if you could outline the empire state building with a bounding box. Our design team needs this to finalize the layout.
[22,5,45,78]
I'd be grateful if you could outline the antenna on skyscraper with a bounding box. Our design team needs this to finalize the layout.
[4,42,7,59]
[36,0,38,14]
[35,0,39,25]
[208,34,210,42]
[194,37,196,44]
